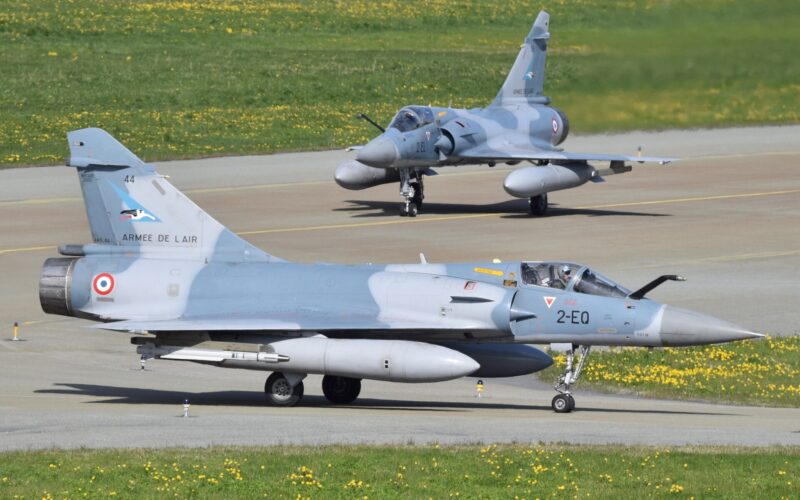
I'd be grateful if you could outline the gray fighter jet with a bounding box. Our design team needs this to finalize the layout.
[41,128,758,413]
[335,11,674,216]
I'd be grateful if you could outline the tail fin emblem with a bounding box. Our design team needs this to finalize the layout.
[109,183,161,223]
[120,209,157,221]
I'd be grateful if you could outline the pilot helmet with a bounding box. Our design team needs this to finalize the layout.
[560,265,572,277]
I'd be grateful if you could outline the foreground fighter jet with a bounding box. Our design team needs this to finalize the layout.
[335,11,673,216]
[41,129,758,412]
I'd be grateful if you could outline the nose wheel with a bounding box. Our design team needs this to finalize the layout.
[551,393,575,413]
[552,345,591,413]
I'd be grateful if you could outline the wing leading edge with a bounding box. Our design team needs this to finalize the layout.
[458,144,675,165]
[94,315,496,336]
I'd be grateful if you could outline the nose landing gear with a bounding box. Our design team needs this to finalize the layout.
[552,345,591,413]
[399,169,424,217]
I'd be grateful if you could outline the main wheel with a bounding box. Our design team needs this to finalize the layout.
[322,375,362,404]
[264,372,304,407]
[552,394,572,413]
[529,193,548,216]
[411,181,424,211]
[566,394,576,411]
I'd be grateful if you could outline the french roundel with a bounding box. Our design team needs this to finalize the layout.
[552,117,559,134]
[93,273,115,295]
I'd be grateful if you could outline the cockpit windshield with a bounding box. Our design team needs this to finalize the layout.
[574,269,630,298]
[521,262,581,290]
[389,106,434,132]
[520,262,630,298]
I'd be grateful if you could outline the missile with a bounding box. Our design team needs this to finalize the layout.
[138,337,480,383]
[334,160,401,190]
[503,162,597,198]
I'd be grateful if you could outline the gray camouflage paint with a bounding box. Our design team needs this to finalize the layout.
[44,129,758,355]
[335,11,674,207]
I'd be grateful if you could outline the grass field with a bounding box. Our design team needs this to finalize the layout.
[539,336,800,407]
[1,0,798,166]
[0,445,797,498]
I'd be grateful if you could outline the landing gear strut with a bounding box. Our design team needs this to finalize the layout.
[552,345,591,413]
[529,193,548,216]
[322,375,362,404]
[264,372,305,407]
[399,168,424,217]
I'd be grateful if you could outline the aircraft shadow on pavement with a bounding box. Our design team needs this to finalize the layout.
[338,199,669,219]
[35,383,734,416]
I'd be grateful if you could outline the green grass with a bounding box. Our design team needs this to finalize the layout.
[539,336,800,407]
[1,0,799,166]
[0,445,797,498]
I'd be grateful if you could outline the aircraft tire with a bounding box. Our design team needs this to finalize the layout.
[529,194,548,216]
[264,372,304,407]
[551,394,572,413]
[401,202,418,217]
[566,394,575,411]
[411,182,423,210]
[322,375,362,404]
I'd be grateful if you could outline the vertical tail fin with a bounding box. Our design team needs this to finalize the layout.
[66,128,279,262]
[491,11,551,106]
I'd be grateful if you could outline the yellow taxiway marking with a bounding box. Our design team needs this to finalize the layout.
[0,245,55,255]
[239,188,800,236]
[0,181,334,207]
[2,188,799,252]
[1,151,798,208]
[573,188,800,210]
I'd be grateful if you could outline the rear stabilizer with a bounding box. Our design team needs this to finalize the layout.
[492,11,551,106]
[66,128,279,262]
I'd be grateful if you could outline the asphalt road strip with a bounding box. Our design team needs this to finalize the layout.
[2,188,799,255]
[0,150,797,208]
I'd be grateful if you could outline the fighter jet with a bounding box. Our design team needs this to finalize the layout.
[41,128,758,413]
[335,11,674,217]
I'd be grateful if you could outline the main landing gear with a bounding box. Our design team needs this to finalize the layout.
[322,375,362,404]
[399,168,424,217]
[263,372,363,407]
[552,345,591,413]
[264,372,305,407]
[529,193,548,216]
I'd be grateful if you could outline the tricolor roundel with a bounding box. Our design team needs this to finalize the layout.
[93,273,115,295]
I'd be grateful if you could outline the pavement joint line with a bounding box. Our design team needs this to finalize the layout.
[631,250,800,269]
[1,150,798,207]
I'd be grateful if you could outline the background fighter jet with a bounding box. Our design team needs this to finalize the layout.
[41,128,758,413]
[335,11,674,217]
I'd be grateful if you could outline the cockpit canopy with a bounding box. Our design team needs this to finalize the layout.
[389,106,434,132]
[520,261,630,298]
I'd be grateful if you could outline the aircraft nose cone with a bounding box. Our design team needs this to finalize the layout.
[356,136,398,168]
[659,305,763,346]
